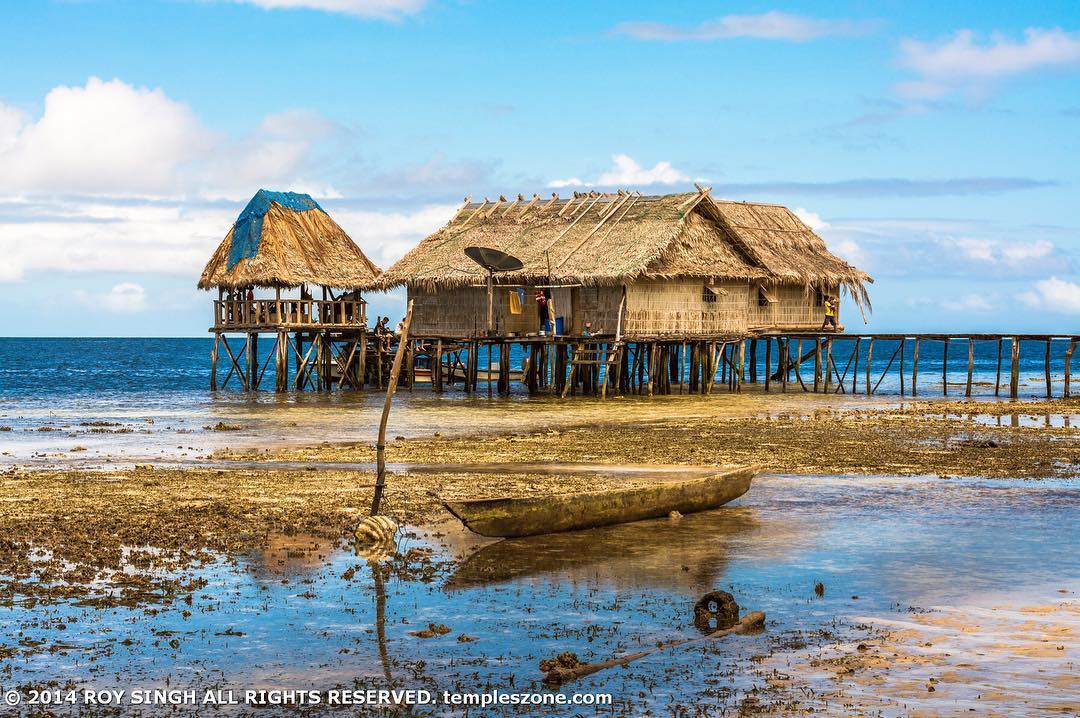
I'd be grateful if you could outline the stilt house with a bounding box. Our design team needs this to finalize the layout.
[198,189,381,391]
[378,187,871,339]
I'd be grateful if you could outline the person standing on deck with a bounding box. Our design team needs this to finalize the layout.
[821,295,838,331]
[535,289,549,333]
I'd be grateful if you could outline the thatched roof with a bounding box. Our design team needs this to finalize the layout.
[378,188,872,307]
[198,189,381,290]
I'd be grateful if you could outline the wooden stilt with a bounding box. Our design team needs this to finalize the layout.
[966,338,975,398]
[1045,338,1053,398]
[865,338,874,395]
[942,338,948,396]
[738,340,745,391]
[824,339,832,393]
[851,337,860,394]
[911,337,920,397]
[1065,339,1076,398]
[780,339,788,393]
[813,338,822,393]
[795,339,804,391]
[995,338,1003,397]
[1010,337,1020,399]
[276,330,287,392]
[749,340,757,384]
[764,338,772,392]
[210,332,220,391]
[899,337,905,396]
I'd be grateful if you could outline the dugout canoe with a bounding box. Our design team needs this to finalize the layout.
[443,465,757,538]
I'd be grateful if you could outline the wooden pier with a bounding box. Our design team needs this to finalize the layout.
[212,327,1079,400]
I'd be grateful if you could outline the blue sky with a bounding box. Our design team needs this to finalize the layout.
[1,0,1078,335]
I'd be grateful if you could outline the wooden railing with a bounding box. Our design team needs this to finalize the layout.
[213,299,366,328]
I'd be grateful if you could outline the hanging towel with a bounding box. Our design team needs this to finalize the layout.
[508,289,523,315]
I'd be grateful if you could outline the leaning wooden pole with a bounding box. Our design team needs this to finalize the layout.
[370,300,414,516]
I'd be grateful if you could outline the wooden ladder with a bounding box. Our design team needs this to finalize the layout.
[562,340,623,398]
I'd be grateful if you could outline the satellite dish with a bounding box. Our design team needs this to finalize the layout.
[464,246,524,273]
[464,247,523,336]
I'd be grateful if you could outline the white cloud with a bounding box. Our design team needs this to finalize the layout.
[329,202,457,269]
[1001,240,1054,263]
[793,207,829,231]
[1019,277,1080,314]
[0,199,233,282]
[612,12,874,42]
[941,236,1056,266]
[896,28,1080,99]
[0,77,344,201]
[549,154,688,188]
[0,195,456,286]
[76,282,149,313]
[0,77,216,196]
[940,293,994,312]
[226,0,426,20]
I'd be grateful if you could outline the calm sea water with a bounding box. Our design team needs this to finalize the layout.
[0,337,1075,467]
[0,336,1073,399]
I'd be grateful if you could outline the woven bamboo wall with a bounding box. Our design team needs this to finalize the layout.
[409,280,833,337]
[624,280,749,336]
[748,283,832,330]
[410,287,539,336]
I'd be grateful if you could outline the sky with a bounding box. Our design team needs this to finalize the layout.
[1,0,1079,336]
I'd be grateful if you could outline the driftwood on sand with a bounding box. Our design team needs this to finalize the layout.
[542,610,765,685]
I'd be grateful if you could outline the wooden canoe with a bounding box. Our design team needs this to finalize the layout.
[443,465,757,538]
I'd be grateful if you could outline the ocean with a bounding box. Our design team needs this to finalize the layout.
[0,336,1075,467]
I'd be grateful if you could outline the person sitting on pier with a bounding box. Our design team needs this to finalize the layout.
[821,295,838,331]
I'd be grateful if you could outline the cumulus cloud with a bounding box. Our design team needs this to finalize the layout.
[0,77,345,201]
[0,77,216,196]
[76,282,149,313]
[612,12,875,42]
[225,0,426,20]
[549,154,688,188]
[1019,277,1080,314]
[896,28,1080,100]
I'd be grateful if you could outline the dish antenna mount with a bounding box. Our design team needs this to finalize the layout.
[464,246,524,335]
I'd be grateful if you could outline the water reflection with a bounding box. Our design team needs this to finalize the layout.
[445,508,765,592]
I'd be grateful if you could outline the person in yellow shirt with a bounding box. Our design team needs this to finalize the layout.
[821,295,838,331]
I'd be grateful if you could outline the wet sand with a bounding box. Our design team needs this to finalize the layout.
[1,394,1078,715]
[219,396,1080,480]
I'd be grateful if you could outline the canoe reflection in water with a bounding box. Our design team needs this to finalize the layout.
[444,505,766,594]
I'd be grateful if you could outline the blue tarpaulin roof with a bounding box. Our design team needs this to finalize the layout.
[226,189,326,270]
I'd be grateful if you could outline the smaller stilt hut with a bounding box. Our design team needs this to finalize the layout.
[199,189,381,391]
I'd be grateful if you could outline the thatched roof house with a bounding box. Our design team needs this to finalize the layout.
[199,189,381,290]
[379,188,871,339]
